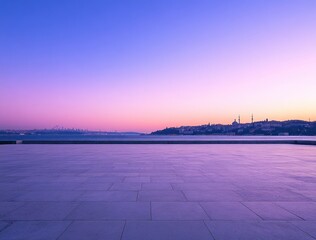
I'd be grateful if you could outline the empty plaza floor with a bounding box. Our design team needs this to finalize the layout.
[0,144,316,240]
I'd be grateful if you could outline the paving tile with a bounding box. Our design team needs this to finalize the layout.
[0,221,71,240]
[0,183,31,191]
[58,221,125,240]
[4,202,78,220]
[24,182,78,191]
[276,202,316,220]
[0,221,9,232]
[85,176,124,183]
[140,173,174,177]
[107,172,140,177]
[2,143,316,239]
[75,182,112,191]
[172,182,237,190]
[67,202,150,220]
[284,182,316,192]
[13,191,84,201]
[201,202,260,220]
[205,221,314,240]
[54,176,87,183]
[236,189,311,202]
[18,177,58,183]
[141,183,172,190]
[122,221,213,240]
[148,173,177,177]
[151,177,184,183]
[110,183,141,191]
[152,202,209,220]
[138,191,186,201]
[183,190,242,201]
[79,191,137,201]
[0,202,25,219]
[0,176,25,183]
[293,190,316,201]
[291,221,316,238]
[124,177,150,183]
[182,176,211,183]
[0,192,22,201]
[244,202,301,220]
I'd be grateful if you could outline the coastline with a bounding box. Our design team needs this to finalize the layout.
[1,139,316,145]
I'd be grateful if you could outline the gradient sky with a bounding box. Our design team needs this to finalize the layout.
[1,0,316,132]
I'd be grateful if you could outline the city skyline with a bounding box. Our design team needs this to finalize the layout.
[1,115,314,134]
[1,1,316,132]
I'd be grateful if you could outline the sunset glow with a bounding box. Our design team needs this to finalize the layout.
[1,1,316,132]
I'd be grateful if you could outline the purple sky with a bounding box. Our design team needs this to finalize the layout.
[1,0,316,132]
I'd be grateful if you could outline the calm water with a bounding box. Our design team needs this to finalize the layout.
[1,134,316,141]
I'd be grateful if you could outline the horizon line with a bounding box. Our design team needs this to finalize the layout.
[1,118,315,133]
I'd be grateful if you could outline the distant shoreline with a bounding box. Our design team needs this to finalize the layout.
[152,120,316,136]
[1,137,316,146]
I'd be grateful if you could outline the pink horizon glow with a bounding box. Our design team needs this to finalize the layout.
[1,1,316,132]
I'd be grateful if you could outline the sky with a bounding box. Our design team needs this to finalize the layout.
[1,0,316,132]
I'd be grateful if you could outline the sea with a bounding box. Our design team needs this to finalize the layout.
[1,133,316,141]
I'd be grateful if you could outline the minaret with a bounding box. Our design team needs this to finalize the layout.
[238,115,240,124]
[251,114,254,123]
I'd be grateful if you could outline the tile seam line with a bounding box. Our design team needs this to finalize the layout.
[198,202,212,221]
[289,221,316,240]
[62,202,83,221]
[108,182,115,190]
[1,202,28,218]
[119,220,127,240]
[56,220,74,240]
[6,200,143,203]
[239,201,264,220]
[74,190,87,201]
[274,203,306,221]
[180,190,188,201]
[203,220,216,240]
[0,220,14,234]
[2,219,307,222]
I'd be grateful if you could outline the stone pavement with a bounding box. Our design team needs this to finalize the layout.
[0,144,315,240]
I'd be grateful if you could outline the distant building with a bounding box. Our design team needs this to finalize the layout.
[232,119,238,126]
[151,119,316,136]
[278,132,289,136]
